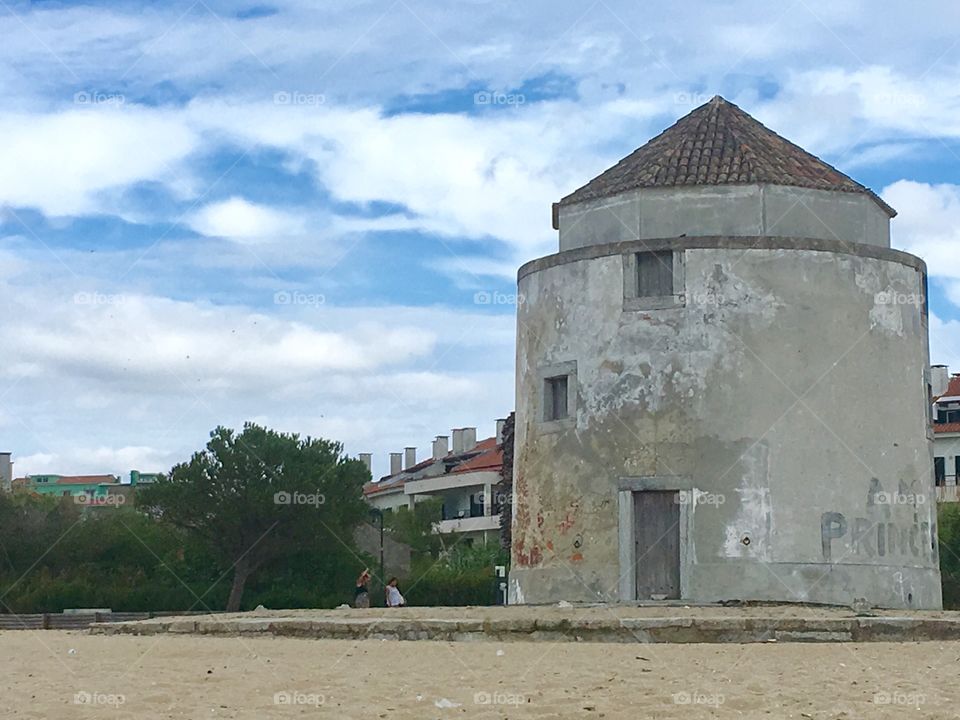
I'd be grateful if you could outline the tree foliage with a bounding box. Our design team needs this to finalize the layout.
[138,423,369,611]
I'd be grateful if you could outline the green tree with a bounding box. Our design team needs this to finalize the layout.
[384,497,443,557]
[139,423,369,611]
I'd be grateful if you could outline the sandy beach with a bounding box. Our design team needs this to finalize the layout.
[3,630,958,719]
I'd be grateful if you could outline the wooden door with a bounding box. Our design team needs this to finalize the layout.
[634,491,680,600]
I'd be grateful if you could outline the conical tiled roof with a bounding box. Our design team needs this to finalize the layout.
[560,96,895,216]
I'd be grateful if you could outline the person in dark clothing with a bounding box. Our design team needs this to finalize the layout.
[354,568,371,608]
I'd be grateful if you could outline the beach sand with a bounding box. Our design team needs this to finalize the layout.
[2,630,958,718]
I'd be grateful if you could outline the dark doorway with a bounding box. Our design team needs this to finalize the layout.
[634,490,680,600]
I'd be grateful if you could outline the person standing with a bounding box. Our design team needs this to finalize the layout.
[385,577,406,607]
[353,568,371,608]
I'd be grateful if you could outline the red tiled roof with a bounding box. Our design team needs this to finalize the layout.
[378,457,435,483]
[934,423,960,434]
[363,437,503,491]
[560,96,895,217]
[452,445,503,474]
[934,375,960,402]
[39,474,119,485]
[363,477,405,496]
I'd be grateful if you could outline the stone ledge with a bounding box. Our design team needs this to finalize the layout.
[89,607,960,644]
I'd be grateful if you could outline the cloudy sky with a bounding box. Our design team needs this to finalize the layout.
[1,0,959,480]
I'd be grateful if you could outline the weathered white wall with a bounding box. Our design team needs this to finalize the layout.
[558,185,892,252]
[511,237,940,609]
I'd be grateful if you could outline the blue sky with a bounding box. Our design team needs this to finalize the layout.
[1,0,959,479]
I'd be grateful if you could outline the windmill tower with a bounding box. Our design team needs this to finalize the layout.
[510,96,940,609]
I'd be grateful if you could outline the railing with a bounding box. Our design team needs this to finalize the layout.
[936,481,960,503]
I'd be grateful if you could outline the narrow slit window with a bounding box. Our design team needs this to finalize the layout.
[544,376,569,421]
[637,250,674,297]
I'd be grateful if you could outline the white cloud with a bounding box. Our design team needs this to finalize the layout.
[16,447,177,479]
[0,250,515,479]
[930,313,960,370]
[0,106,197,217]
[884,181,960,302]
[188,196,306,242]
[752,65,960,159]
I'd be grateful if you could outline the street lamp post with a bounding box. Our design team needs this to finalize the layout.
[369,508,384,604]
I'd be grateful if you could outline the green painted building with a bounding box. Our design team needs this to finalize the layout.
[23,474,121,500]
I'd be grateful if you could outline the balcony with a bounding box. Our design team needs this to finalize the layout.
[434,514,500,534]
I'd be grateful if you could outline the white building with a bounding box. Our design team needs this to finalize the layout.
[933,365,960,502]
[361,423,507,545]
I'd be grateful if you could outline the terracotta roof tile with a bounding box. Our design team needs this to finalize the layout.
[33,474,119,485]
[935,375,960,401]
[934,422,960,434]
[560,96,895,217]
[451,446,503,474]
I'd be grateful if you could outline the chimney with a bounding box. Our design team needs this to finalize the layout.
[452,429,464,454]
[0,452,11,492]
[496,419,506,444]
[404,447,416,470]
[463,427,477,452]
[932,365,950,398]
[359,453,372,474]
[390,452,403,476]
[432,435,449,459]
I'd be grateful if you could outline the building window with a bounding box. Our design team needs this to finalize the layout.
[937,406,960,424]
[623,249,684,310]
[544,375,569,421]
[935,457,946,486]
[637,250,674,297]
[538,360,577,430]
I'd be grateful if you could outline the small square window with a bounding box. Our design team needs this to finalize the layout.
[637,250,674,297]
[544,376,569,421]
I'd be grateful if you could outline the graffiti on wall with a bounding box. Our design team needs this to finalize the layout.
[820,478,936,563]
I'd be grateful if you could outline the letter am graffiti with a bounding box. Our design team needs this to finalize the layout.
[820,479,936,563]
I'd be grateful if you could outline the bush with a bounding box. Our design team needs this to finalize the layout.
[939,503,960,609]
[404,543,508,607]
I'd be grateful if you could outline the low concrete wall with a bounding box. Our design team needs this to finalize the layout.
[89,606,960,644]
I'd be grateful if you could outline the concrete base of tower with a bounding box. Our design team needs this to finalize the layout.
[509,564,943,610]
